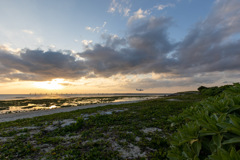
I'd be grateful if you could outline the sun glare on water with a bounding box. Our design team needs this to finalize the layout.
[33,79,66,90]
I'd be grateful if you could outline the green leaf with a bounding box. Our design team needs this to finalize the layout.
[218,113,227,123]
[230,147,240,160]
[212,134,222,148]
[199,130,217,136]
[192,140,201,156]
[228,105,240,113]
[193,155,200,160]
[208,148,231,160]
[229,115,240,128]
[217,148,230,160]
[228,127,240,136]
[222,137,240,145]
[217,122,233,129]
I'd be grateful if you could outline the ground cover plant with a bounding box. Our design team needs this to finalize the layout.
[168,83,240,160]
[0,93,204,159]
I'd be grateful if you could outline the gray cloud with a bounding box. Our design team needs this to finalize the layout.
[124,73,224,90]
[175,0,240,75]
[0,0,240,87]
[0,16,175,80]
[79,16,176,77]
[0,49,87,81]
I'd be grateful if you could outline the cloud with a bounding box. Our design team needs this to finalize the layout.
[0,48,87,81]
[78,16,177,77]
[124,72,225,91]
[48,44,56,49]
[174,0,240,75]
[101,34,126,48]
[81,40,93,46]
[0,16,173,81]
[108,0,131,16]
[154,4,175,10]
[128,8,150,25]
[22,29,34,34]
[85,21,107,33]
[0,0,240,88]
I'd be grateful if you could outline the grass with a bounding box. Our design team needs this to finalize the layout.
[0,94,206,159]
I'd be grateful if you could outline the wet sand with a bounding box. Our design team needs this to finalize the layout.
[0,101,141,123]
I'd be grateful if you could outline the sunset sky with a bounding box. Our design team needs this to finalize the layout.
[0,0,240,94]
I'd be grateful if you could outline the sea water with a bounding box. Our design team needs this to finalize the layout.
[0,93,166,101]
[0,93,166,114]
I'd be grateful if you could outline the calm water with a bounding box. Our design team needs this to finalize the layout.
[0,93,166,101]
[0,94,166,114]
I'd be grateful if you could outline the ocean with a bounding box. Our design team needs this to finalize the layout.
[0,93,166,101]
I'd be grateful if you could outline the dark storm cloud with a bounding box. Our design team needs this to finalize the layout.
[0,0,240,84]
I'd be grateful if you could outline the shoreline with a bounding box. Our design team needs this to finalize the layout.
[0,93,167,101]
[0,100,142,123]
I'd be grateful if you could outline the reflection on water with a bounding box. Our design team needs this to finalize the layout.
[113,97,151,102]
[0,96,160,114]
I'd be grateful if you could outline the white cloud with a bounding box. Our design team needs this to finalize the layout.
[81,40,93,46]
[36,37,43,43]
[108,0,131,17]
[74,39,78,42]
[154,4,174,10]
[85,21,107,33]
[0,44,21,53]
[85,26,92,31]
[128,8,149,25]
[123,8,130,16]
[48,44,56,48]
[22,29,34,34]
[102,21,107,27]
[108,0,117,13]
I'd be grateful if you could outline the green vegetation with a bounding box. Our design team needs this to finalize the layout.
[169,83,240,159]
[0,94,204,159]
[197,84,232,96]
[1,83,239,159]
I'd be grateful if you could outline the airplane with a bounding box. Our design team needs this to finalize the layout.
[136,89,144,91]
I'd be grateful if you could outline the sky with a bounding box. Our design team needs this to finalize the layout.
[0,0,240,94]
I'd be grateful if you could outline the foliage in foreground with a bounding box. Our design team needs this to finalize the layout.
[0,94,201,159]
[197,84,232,96]
[168,83,240,160]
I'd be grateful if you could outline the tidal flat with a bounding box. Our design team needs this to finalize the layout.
[0,93,204,159]
[0,96,158,114]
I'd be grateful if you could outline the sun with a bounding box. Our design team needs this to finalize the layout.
[33,79,66,90]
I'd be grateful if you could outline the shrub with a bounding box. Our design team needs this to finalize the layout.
[168,83,240,160]
[198,84,233,96]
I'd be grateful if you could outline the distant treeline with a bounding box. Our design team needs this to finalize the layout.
[197,83,240,96]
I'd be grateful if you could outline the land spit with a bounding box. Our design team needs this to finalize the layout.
[0,100,142,123]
